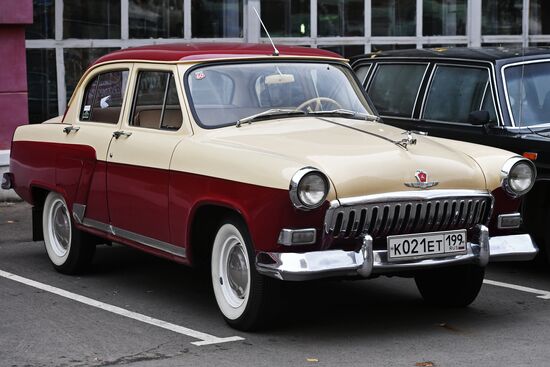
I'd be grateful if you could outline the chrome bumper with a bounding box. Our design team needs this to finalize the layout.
[255,225,538,281]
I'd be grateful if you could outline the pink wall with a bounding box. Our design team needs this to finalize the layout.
[0,0,32,150]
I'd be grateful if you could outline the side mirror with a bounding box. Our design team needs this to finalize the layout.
[468,110,490,126]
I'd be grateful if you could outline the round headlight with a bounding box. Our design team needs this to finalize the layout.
[290,168,329,210]
[501,158,536,197]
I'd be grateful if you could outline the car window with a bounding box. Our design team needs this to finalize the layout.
[504,61,550,127]
[481,88,498,124]
[423,65,490,123]
[186,62,374,128]
[130,71,183,131]
[367,63,427,117]
[80,70,128,123]
[354,64,372,86]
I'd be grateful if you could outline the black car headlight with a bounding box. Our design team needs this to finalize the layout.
[289,168,329,210]
[501,157,536,197]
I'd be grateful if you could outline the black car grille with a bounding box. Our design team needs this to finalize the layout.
[324,192,493,240]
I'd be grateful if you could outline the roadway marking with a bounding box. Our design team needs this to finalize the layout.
[0,269,244,346]
[484,279,550,299]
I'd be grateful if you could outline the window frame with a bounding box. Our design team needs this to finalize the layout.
[127,66,185,132]
[366,61,430,119]
[419,62,500,126]
[501,58,550,129]
[77,66,131,125]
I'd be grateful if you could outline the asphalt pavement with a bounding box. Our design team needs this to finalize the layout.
[1,201,549,367]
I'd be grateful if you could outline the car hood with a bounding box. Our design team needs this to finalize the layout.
[201,117,487,199]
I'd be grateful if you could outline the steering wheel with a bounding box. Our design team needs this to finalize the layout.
[296,97,342,112]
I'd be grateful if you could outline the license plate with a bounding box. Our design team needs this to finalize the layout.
[387,230,467,262]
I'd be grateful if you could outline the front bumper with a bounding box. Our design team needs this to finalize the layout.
[255,225,538,281]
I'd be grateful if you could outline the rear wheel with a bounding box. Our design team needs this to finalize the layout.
[211,217,278,331]
[42,192,95,274]
[415,265,485,307]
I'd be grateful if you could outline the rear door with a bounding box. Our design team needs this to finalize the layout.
[106,64,186,249]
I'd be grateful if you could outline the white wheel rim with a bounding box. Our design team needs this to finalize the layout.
[44,194,72,265]
[212,224,251,320]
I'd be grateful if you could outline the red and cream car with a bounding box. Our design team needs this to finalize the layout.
[2,44,538,330]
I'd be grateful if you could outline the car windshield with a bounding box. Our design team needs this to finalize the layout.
[504,61,550,127]
[186,62,375,128]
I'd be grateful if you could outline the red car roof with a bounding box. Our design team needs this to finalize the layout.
[94,43,344,65]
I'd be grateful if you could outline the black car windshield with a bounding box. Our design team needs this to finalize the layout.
[186,62,376,128]
[504,61,550,127]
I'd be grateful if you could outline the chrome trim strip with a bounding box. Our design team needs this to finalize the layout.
[335,189,491,207]
[81,218,186,257]
[497,213,522,229]
[72,204,86,224]
[277,228,317,246]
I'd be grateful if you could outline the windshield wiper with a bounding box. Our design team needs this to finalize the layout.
[236,109,306,127]
[307,109,381,122]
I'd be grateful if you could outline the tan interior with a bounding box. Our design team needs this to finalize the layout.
[133,106,183,130]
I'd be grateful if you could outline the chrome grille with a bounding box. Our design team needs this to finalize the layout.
[324,191,493,239]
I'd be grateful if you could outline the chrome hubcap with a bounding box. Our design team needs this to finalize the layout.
[50,201,70,257]
[227,245,249,299]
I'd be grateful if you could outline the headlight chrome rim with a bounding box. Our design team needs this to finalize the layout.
[501,157,536,198]
[289,167,329,210]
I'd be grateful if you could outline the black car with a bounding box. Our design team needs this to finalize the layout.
[351,47,550,260]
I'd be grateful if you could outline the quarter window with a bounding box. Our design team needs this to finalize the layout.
[423,65,492,123]
[130,71,183,130]
[354,64,372,86]
[368,63,427,117]
[80,70,128,123]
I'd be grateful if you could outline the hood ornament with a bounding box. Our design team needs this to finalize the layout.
[395,131,417,150]
[404,170,439,189]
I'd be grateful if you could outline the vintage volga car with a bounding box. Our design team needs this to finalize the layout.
[351,47,550,261]
[2,44,539,330]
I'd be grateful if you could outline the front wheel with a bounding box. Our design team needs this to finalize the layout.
[415,265,485,307]
[42,192,96,274]
[211,217,278,331]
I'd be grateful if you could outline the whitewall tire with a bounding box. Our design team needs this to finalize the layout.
[211,217,278,330]
[42,192,95,274]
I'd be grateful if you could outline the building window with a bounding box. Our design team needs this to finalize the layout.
[191,0,243,38]
[482,0,522,35]
[423,0,466,36]
[26,0,55,39]
[261,0,310,37]
[63,0,121,39]
[318,0,364,37]
[64,48,119,103]
[26,49,58,123]
[372,0,416,36]
[530,0,550,35]
[129,0,184,38]
[319,45,365,58]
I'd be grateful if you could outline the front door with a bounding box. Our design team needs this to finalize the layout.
[106,66,185,246]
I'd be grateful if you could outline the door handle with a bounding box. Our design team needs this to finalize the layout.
[112,130,132,139]
[63,125,80,134]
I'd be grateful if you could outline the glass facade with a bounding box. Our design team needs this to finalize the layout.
[192,0,243,38]
[372,0,416,37]
[261,0,309,37]
[318,0,364,37]
[26,49,57,123]
[23,0,550,124]
[423,0,466,36]
[482,0,522,35]
[129,0,184,38]
[64,0,121,39]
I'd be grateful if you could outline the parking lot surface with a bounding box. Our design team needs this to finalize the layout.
[1,202,550,367]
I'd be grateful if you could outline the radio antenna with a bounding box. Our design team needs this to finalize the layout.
[253,7,279,56]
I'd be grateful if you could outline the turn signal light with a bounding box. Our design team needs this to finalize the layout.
[523,152,538,161]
